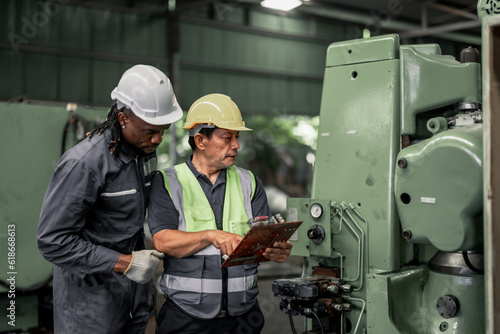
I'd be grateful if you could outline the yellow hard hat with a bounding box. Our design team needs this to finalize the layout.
[183,94,252,135]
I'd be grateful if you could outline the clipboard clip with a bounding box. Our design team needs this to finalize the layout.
[247,213,286,228]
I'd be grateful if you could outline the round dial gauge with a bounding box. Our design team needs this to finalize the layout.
[310,203,324,219]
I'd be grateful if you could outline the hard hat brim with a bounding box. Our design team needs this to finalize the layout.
[185,123,253,136]
[135,101,183,126]
[183,123,252,132]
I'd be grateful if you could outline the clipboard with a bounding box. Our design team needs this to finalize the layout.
[221,221,303,268]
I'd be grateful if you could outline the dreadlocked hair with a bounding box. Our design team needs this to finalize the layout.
[86,103,125,157]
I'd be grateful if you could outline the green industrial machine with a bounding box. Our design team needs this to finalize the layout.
[1,1,498,333]
[0,102,107,332]
[273,4,498,333]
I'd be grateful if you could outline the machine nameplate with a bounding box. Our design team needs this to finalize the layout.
[288,208,298,222]
[288,208,299,241]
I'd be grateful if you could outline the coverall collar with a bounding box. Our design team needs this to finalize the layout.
[102,129,154,164]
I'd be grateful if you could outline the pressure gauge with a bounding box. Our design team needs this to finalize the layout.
[310,203,324,219]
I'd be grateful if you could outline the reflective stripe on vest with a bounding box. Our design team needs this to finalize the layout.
[161,272,257,293]
[158,163,259,319]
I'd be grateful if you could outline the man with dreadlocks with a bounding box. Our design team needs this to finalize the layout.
[37,64,183,333]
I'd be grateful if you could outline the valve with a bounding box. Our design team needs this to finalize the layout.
[307,224,325,243]
[326,285,339,294]
[340,284,353,293]
[333,303,352,312]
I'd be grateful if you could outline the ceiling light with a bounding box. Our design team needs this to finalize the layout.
[261,0,302,11]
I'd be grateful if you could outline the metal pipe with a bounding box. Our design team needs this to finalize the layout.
[180,59,323,82]
[332,251,344,278]
[344,296,366,334]
[180,15,333,44]
[398,20,481,39]
[63,0,169,16]
[339,203,362,286]
[0,42,170,65]
[339,211,360,285]
[301,256,309,278]
[332,203,344,234]
[297,1,481,45]
[421,3,428,30]
[169,7,180,166]
[344,206,365,291]
[350,204,368,226]
[427,2,478,21]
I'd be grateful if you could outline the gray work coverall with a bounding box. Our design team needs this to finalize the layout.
[37,129,155,333]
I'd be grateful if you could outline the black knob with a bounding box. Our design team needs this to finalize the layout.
[307,225,325,243]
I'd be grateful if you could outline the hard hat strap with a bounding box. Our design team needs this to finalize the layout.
[188,123,215,136]
[117,101,127,110]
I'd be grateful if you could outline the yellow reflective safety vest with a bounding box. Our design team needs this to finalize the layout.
[158,163,259,319]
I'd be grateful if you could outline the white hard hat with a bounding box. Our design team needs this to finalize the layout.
[111,64,183,125]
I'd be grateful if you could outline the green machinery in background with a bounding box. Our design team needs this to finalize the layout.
[0,102,107,332]
[274,2,499,334]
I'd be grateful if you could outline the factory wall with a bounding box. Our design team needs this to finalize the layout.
[0,0,476,116]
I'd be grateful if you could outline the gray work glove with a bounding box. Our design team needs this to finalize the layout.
[124,249,164,284]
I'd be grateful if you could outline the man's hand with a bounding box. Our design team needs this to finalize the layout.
[123,249,164,284]
[262,241,292,263]
[208,230,243,256]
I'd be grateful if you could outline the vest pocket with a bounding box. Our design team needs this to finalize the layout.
[228,220,251,236]
[165,256,204,305]
[186,206,216,232]
[242,263,259,304]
